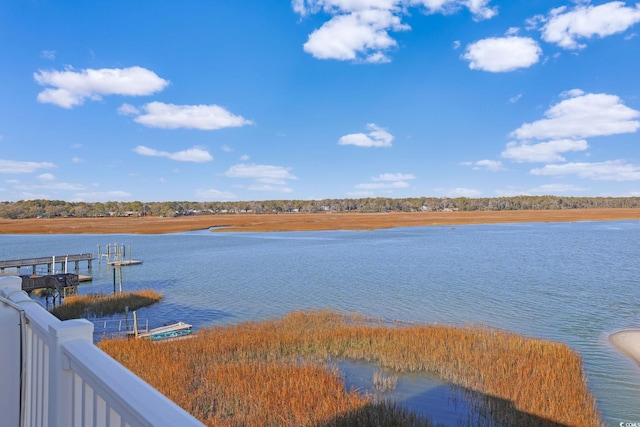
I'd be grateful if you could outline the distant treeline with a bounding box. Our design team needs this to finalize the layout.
[1,196,639,219]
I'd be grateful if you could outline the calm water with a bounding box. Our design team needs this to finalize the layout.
[1,220,639,425]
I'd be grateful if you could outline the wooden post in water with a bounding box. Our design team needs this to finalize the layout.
[133,311,139,338]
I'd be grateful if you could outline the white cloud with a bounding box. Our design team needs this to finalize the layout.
[505,27,519,36]
[303,9,408,62]
[71,157,83,164]
[530,160,640,181]
[195,188,237,200]
[40,50,56,60]
[372,172,415,181]
[294,0,398,16]
[338,123,394,147]
[13,181,85,191]
[133,145,213,163]
[346,190,375,197]
[462,36,541,72]
[10,173,85,192]
[540,2,640,49]
[294,0,495,17]
[225,163,297,181]
[356,171,414,189]
[501,139,588,163]
[410,0,497,20]
[34,66,169,108]
[439,187,482,197]
[295,0,497,62]
[133,102,253,130]
[37,173,56,182]
[225,163,297,192]
[118,103,140,115]
[356,181,410,189]
[527,183,588,195]
[247,184,294,193]
[511,90,640,140]
[169,148,214,163]
[72,190,132,202]
[508,94,522,104]
[0,159,55,173]
[462,159,504,171]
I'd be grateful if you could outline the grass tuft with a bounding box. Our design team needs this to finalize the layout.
[49,289,162,320]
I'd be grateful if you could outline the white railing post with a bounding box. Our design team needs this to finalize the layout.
[1,276,205,427]
[48,319,93,427]
[0,276,24,427]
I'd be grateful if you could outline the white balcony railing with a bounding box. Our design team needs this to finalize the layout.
[0,276,205,427]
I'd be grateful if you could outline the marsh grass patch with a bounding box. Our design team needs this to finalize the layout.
[99,310,602,426]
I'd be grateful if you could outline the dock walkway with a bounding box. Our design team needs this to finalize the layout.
[20,273,79,297]
[0,253,93,274]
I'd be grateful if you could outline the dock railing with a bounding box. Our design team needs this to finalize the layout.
[0,276,204,427]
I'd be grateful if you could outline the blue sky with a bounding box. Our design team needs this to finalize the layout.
[1,0,640,202]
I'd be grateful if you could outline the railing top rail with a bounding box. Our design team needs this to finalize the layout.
[64,340,204,427]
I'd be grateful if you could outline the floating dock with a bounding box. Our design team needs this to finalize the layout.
[92,317,192,342]
[107,259,143,266]
[136,322,193,341]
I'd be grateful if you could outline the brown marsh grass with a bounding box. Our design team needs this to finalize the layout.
[3,208,640,234]
[50,289,162,320]
[99,310,602,426]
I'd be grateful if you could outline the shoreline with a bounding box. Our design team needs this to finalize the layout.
[610,330,640,367]
[1,208,639,234]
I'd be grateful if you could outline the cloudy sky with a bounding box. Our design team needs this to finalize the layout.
[1,0,639,202]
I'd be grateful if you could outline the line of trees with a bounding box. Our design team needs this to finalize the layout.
[0,196,639,219]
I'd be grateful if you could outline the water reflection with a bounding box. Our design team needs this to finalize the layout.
[337,360,567,426]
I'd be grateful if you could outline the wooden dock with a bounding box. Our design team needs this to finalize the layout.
[0,253,93,275]
[20,273,80,301]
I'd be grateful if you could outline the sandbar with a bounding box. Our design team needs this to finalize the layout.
[610,330,640,366]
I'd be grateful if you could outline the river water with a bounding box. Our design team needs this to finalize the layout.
[1,220,639,425]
